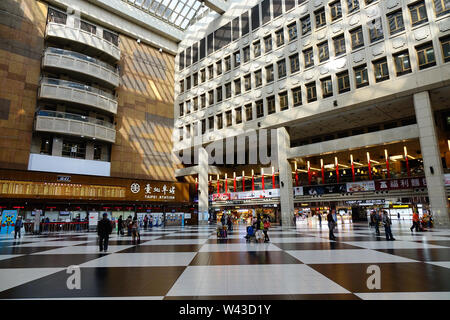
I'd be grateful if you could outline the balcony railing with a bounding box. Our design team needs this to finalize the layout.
[42,47,119,87]
[35,110,116,143]
[38,78,118,114]
[45,22,120,61]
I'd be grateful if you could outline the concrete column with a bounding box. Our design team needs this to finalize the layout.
[52,137,63,157]
[276,127,294,226]
[413,91,450,227]
[86,142,95,160]
[198,147,209,225]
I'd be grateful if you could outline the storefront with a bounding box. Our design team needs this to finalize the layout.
[0,169,192,228]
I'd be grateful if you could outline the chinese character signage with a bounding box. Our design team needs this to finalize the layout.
[126,181,188,203]
[375,177,426,190]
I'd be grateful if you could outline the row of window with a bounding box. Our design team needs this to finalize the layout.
[178,39,449,133]
[179,37,449,115]
[179,0,449,72]
[47,7,119,47]
[179,0,449,94]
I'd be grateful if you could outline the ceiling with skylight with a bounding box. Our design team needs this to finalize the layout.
[123,0,211,30]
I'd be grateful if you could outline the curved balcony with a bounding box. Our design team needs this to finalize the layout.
[38,78,118,115]
[45,22,120,62]
[35,110,116,143]
[42,48,120,88]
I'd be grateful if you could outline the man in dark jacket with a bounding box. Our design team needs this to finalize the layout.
[327,210,336,240]
[97,213,113,252]
[14,216,23,239]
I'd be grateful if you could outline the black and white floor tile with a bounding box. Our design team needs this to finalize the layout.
[0,222,449,300]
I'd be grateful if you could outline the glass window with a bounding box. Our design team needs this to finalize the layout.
[62,140,86,159]
[234,78,242,95]
[264,35,272,53]
[216,86,223,103]
[48,7,67,24]
[315,8,326,29]
[193,97,198,111]
[306,82,317,102]
[201,119,206,134]
[208,90,214,106]
[255,69,263,87]
[254,40,261,57]
[301,15,311,35]
[387,10,405,35]
[217,114,223,129]
[277,59,287,78]
[225,82,232,99]
[234,51,241,68]
[409,1,428,26]
[350,26,364,49]
[333,34,346,56]
[244,74,252,91]
[186,100,192,113]
[80,20,96,34]
[292,87,302,106]
[200,69,206,82]
[208,65,214,79]
[226,111,232,127]
[369,18,384,42]
[185,125,191,138]
[290,54,300,73]
[279,92,289,110]
[354,64,369,88]
[186,76,191,90]
[39,137,52,154]
[434,0,450,17]
[243,46,250,63]
[224,56,231,72]
[216,60,222,76]
[103,30,119,46]
[318,41,329,62]
[256,100,264,118]
[266,64,274,83]
[201,94,206,109]
[337,71,350,93]
[393,51,412,76]
[208,116,214,131]
[416,42,436,69]
[288,23,298,41]
[193,72,198,87]
[179,103,184,116]
[275,28,285,47]
[245,104,253,121]
[303,48,314,68]
[267,96,276,114]
[347,0,360,13]
[321,77,333,98]
[441,36,450,63]
[236,107,243,124]
[330,1,342,21]
[373,58,390,82]
[180,80,184,93]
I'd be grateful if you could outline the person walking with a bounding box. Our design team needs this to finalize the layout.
[131,218,140,244]
[327,210,336,240]
[227,215,232,232]
[293,214,297,226]
[373,210,381,236]
[14,216,23,239]
[263,218,271,242]
[117,215,123,236]
[97,213,112,252]
[144,215,148,230]
[382,211,395,241]
[317,212,322,227]
[411,211,420,232]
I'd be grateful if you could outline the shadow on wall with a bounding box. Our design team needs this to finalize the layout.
[112,35,178,181]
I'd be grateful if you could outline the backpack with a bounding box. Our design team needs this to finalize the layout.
[260,220,264,230]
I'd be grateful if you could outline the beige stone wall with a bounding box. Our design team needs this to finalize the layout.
[0,0,47,170]
[112,35,178,181]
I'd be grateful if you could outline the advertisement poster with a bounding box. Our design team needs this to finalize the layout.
[212,193,231,201]
[375,177,427,190]
[1,210,18,235]
[444,174,450,186]
[303,184,346,195]
[88,211,99,229]
[346,181,375,192]
[293,187,304,196]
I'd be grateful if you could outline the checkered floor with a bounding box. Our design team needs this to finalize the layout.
[0,221,449,300]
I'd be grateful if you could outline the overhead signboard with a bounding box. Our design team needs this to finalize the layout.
[346,181,376,192]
